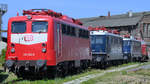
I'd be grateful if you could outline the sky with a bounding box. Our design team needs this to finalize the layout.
[1,0,150,37]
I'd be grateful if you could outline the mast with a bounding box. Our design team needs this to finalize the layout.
[0,4,7,41]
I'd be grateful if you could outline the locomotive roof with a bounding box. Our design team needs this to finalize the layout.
[90,30,122,38]
[123,37,141,42]
[9,14,88,30]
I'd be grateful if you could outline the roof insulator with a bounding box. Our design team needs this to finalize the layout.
[22,9,83,25]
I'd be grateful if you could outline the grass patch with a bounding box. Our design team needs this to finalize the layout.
[0,49,6,65]
[82,62,150,84]
[0,69,104,84]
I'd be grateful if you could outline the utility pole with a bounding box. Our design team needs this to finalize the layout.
[0,4,7,41]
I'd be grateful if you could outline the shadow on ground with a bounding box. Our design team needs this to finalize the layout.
[0,70,9,83]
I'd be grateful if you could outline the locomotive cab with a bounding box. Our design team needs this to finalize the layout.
[5,16,53,72]
[5,10,57,76]
[123,37,142,62]
[89,27,123,68]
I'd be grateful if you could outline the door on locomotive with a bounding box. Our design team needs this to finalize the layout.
[56,23,62,58]
[123,39,132,61]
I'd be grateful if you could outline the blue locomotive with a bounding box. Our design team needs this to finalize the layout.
[123,36,142,62]
[89,27,124,68]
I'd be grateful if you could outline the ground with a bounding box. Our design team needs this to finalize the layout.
[82,62,150,84]
[0,62,150,84]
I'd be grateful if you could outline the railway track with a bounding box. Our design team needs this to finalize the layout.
[63,64,139,84]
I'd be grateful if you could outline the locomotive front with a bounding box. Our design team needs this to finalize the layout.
[5,10,56,76]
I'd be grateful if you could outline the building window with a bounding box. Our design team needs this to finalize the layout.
[143,23,148,37]
[143,23,147,33]
[148,24,150,37]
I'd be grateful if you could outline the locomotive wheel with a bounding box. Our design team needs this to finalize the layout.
[56,65,68,77]
[101,61,107,69]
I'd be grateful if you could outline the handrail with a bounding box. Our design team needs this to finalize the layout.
[0,30,7,32]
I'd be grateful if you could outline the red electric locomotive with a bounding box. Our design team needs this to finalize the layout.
[141,41,149,61]
[5,9,91,78]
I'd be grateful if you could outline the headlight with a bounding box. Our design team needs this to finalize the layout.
[42,43,46,47]
[96,57,101,62]
[11,43,15,47]
[11,48,15,53]
[42,48,46,53]
[36,60,46,68]
[27,15,32,19]
[124,51,128,54]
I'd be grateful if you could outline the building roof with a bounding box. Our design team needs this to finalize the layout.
[80,11,150,27]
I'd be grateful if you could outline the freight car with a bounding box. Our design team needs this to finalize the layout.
[4,9,91,78]
[89,27,124,68]
[123,35,142,62]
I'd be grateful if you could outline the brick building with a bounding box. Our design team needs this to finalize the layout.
[80,11,150,44]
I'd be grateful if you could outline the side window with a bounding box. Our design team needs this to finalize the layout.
[78,29,89,39]
[71,26,76,36]
[61,24,88,38]
[62,24,67,34]
[67,25,70,35]
[61,24,76,37]
[79,29,82,37]
[111,37,113,44]
[86,31,89,38]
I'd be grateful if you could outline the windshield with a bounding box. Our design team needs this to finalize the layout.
[32,21,48,33]
[123,40,130,46]
[11,22,26,33]
[90,35,106,44]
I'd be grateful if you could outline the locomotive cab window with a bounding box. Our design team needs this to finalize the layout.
[90,35,106,44]
[95,36,106,44]
[32,21,48,33]
[11,22,26,33]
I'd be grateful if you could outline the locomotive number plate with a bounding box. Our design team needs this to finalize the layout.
[23,53,35,56]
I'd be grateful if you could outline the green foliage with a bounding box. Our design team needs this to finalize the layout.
[121,71,127,75]
[0,49,6,64]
